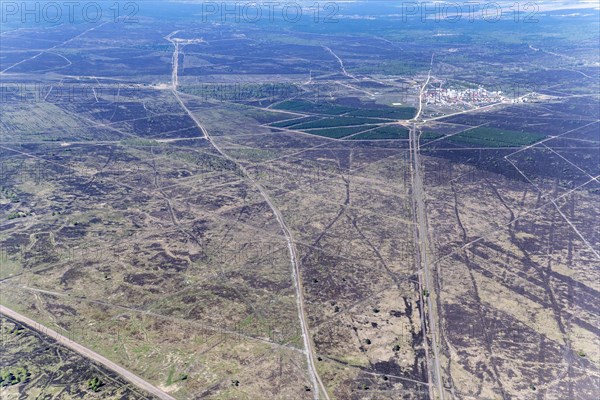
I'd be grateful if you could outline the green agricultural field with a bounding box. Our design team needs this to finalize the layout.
[293,117,382,130]
[302,126,372,139]
[348,125,409,140]
[420,131,445,141]
[346,107,416,120]
[270,116,324,128]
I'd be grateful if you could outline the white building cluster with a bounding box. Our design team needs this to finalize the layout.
[425,86,505,106]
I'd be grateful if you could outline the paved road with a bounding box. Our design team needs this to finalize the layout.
[409,53,446,400]
[0,305,175,400]
[410,124,445,400]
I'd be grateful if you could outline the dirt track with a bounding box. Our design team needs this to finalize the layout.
[0,304,176,400]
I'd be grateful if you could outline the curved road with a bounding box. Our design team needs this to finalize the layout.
[166,32,329,400]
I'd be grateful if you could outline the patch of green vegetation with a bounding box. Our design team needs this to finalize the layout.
[302,126,373,139]
[1,186,19,203]
[294,117,382,130]
[346,107,416,120]
[7,211,28,220]
[0,366,28,387]
[420,131,444,141]
[165,363,188,386]
[272,100,416,123]
[448,127,545,147]
[349,125,409,140]
[270,116,323,128]
[9,325,24,335]
[166,366,175,386]
[87,376,103,392]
